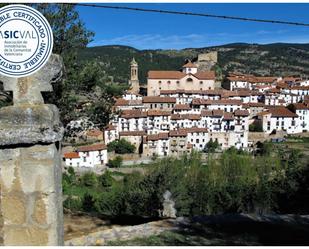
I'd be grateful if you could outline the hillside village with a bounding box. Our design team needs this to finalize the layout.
[63,52,309,169]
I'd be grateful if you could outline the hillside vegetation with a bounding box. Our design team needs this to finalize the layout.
[78,43,309,84]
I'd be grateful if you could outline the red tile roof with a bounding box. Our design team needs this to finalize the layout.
[186,127,208,133]
[121,110,147,118]
[192,99,242,106]
[234,110,249,116]
[77,144,107,152]
[288,86,309,90]
[119,131,146,136]
[147,110,171,116]
[143,96,176,103]
[212,109,225,117]
[146,133,169,141]
[201,110,224,117]
[256,111,271,117]
[104,124,116,131]
[267,107,298,118]
[169,129,188,137]
[114,98,129,106]
[173,104,191,110]
[148,71,185,79]
[194,71,216,80]
[223,113,234,120]
[148,70,215,80]
[243,102,265,108]
[227,75,277,84]
[64,152,80,159]
[170,114,201,120]
[291,103,309,110]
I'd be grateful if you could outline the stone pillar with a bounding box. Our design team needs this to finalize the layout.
[0,54,64,246]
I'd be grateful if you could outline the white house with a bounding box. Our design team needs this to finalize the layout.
[64,152,81,167]
[187,127,209,151]
[289,103,309,132]
[64,144,108,168]
[104,124,118,145]
[257,107,301,134]
[143,132,170,157]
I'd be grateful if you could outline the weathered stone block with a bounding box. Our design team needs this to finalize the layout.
[32,194,47,226]
[1,195,26,225]
[0,104,63,146]
[0,54,63,106]
[4,226,48,246]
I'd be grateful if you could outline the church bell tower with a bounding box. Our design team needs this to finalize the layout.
[129,57,140,94]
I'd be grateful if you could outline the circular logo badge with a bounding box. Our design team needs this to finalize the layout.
[0,4,53,77]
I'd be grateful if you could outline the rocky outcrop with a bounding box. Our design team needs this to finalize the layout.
[65,219,179,246]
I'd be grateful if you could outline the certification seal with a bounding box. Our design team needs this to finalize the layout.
[0,4,53,77]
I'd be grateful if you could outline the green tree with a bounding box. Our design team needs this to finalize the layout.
[204,139,220,153]
[33,3,94,55]
[249,122,263,132]
[107,139,136,154]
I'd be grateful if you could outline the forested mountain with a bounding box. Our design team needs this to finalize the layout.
[78,43,309,84]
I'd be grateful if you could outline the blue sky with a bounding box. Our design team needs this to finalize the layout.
[77,3,309,50]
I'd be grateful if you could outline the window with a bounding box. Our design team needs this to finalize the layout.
[176,81,180,84]
[187,78,193,82]
[159,81,162,84]
[167,81,171,84]
[200,81,203,84]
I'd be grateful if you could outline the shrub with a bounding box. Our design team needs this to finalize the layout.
[81,172,98,187]
[108,156,123,168]
[249,122,263,132]
[98,171,114,187]
[94,185,124,216]
[107,139,136,154]
[63,196,82,211]
[82,193,96,212]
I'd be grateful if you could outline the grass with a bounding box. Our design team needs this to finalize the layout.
[106,216,309,246]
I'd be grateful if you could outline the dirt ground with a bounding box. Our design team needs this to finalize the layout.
[64,212,119,240]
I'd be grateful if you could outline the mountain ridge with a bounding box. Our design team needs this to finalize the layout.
[79,42,309,84]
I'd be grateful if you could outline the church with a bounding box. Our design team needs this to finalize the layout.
[147,61,216,96]
[127,57,216,97]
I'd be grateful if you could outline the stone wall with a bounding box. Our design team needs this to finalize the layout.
[0,54,64,245]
